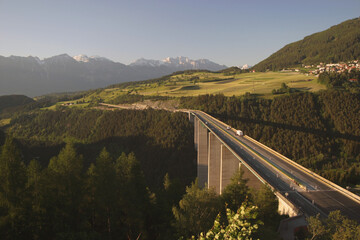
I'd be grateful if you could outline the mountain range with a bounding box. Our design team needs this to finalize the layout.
[0,55,226,97]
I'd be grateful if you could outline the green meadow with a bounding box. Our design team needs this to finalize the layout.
[46,71,326,108]
[102,71,324,99]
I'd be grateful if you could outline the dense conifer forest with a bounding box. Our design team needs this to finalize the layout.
[253,18,360,71]
[1,90,360,238]
[5,109,196,189]
[180,90,360,186]
[0,108,287,239]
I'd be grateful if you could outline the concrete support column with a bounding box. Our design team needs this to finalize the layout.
[189,112,194,123]
[220,145,240,194]
[240,162,263,190]
[197,122,209,188]
[194,117,199,151]
[208,132,222,194]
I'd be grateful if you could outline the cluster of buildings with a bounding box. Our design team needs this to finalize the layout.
[306,60,360,75]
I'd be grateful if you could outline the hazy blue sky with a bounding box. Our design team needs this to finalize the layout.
[0,0,359,66]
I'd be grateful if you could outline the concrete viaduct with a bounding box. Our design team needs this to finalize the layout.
[188,110,360,224]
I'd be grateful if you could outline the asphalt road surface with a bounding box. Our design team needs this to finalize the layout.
[193,111,360,222]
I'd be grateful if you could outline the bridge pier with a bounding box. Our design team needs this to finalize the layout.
[239,162,263,190]
[196,120,262,194]
[188,112,194,123]
[194,117,199,151]
[197,121,209,188]
[192,115,304,240]
[220,144,240,194]
[208,132,222,193]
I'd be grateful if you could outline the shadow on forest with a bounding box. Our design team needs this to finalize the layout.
[16,135,196,190]
[212,113,360,142]
[0,129,5,146]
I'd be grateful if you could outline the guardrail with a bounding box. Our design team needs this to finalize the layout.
[194,110,360,205]
[244,135,360,205]
[196,111,309,188]
[193,111,302,215]
[194,113,268,187]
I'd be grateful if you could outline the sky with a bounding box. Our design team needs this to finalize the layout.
[0,0,359,67]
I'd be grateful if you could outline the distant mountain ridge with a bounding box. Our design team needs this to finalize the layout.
[130,56,226,70]
[0,54,226,97]
[254,18,360,71]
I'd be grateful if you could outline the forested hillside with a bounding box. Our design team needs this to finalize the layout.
[0,109,198,239]
[1,92,360,239]
[0,108,286,239]
[0,95,34,111]
[0,95,36,117]
[180,90,360,186]
[254,18,360,71]
[6,109,196,189]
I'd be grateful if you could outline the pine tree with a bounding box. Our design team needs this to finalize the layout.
[0,138,27,239]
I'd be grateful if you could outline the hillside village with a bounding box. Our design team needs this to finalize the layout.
[306,60,360,76]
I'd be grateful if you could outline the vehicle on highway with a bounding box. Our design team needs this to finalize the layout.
[205,121,208,125]
[236,130,243,136]
[226,126,231,130]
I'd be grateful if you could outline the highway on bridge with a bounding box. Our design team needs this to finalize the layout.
[193,111,360,222]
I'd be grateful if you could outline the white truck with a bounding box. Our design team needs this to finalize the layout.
[236,130,243,136]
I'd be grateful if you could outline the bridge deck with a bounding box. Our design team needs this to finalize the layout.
[193,111,360,222]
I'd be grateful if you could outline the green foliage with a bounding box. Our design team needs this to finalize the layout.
[1,109,198,239]
[109,70,212,89]
[7,108,196,188]
[254,18,360,71]
[0,141,159,239]
[86,148,117,237]
[172,180,222,238]
[45,143,86,238]
[318,70,360,91]
[0,137,27,239]
[252,185,279,226]
[217,67,250,75]
[0,137,284,239]
[307,214,327,240]
[306,211,360,240]
[109,93,171,104]
[193,203,261,240]
[0,95,34,113]
[0,95,47,119]
[180,91,360,186]
[272,83,297,95]
[221,169,250,212]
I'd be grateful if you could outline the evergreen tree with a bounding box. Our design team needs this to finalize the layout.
[25,159,44,239]
[172,180,222,238]
[45,143,86,238]
[114,152,150,239]
[0,138,27,239]
[221,169,250,212]
[87,148,117,238]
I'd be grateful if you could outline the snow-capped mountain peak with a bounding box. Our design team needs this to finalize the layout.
[240,64,251,70]
[73,54,112,63]
[74,54,90,62]
[0,53,227,97]
[131,56,227,70]
[130,58,164,67]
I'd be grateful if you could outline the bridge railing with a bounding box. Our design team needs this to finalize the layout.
[193,111,302,215]
[243,135,360,205]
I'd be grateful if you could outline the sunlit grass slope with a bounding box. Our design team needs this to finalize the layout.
[97,71,324,100]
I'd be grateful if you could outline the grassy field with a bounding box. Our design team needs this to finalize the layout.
[104,71,325,98]
[43,71,326,108]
